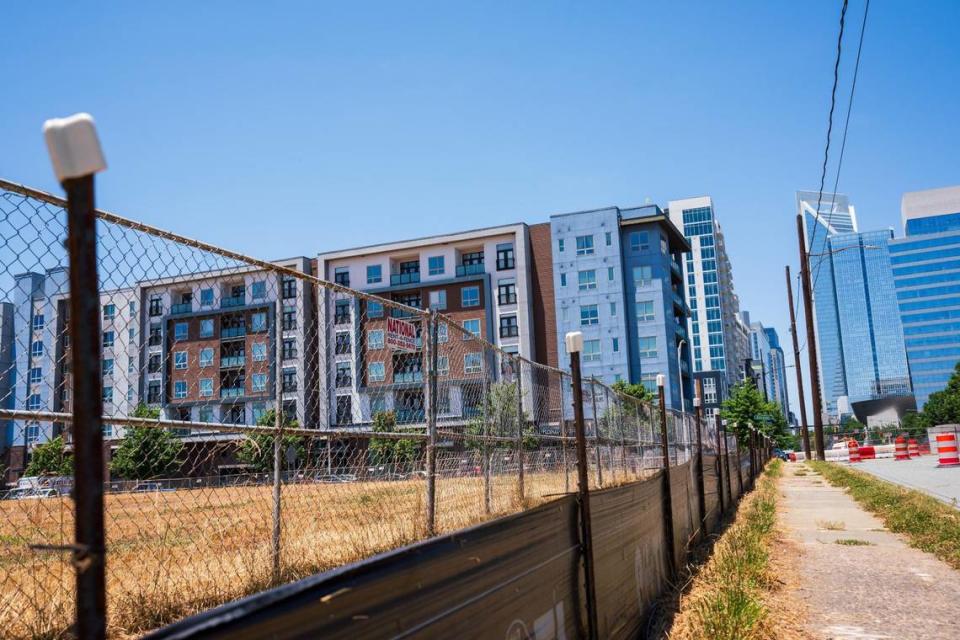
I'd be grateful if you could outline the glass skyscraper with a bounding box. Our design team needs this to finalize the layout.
[798,191,912,417]
[890,186,960,408]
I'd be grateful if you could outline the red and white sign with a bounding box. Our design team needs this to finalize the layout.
[386,316,418,352]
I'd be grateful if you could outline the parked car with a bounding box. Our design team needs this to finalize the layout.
[131,482,165,493]
[20,488,59,500]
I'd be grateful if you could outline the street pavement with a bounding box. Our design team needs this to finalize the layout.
[856,455,960,507]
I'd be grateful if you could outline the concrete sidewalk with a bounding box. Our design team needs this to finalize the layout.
[780,463,960,640]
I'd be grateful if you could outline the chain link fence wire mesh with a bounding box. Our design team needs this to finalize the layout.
[1,178,742,638]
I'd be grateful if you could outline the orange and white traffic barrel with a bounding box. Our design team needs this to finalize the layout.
[847,439,861,463]
[894,436,909,461]
[935,432,960,468]
[907,438,920,458]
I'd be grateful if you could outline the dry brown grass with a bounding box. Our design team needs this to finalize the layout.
[0,467,647,639]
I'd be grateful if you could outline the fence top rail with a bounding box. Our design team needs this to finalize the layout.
[0,177,426,318]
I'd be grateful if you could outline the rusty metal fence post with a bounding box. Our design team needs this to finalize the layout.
[656,376,676,578]
[424,310,438,535]
[63,172,108,640]
[714,414,725,514]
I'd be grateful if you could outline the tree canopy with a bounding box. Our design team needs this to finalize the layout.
[237,408,304,472]
[369,410,420,470]
[720,380,795,449]
[908,361,960,431]
[25,436,73,476]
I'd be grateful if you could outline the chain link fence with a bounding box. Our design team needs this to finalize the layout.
[0,178,760,639]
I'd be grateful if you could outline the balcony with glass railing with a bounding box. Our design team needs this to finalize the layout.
[220,355,245,368]
[390,272,421,286]
[221,327,246,339]
[456,263,485,277]
[221,387,244,398]
[220,295,246,309]
[395,408,425,423]
[394,370,424,384]
[170,302,193,315]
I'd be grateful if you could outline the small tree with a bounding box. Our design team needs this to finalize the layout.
[369,410,420,471]
[720,380,795,448]
[237,408,303,472]
[110,404,183,480]
[611,379,654,404]
[464,381,536,450]
[25,436,73,476]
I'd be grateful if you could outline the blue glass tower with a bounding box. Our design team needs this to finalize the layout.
[890,186,960,408]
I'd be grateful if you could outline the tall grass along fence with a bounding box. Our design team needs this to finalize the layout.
[0,179,772,639]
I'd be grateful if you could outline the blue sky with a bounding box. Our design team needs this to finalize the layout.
[2,1,958,416]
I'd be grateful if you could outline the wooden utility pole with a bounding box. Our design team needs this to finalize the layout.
[785,266,812,460]
[796,214,826,460]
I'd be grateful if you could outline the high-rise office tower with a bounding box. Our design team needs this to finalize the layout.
[798,191,912,417]
[668,197,749,394]
[763,326,791,417]
[891,186,960,408]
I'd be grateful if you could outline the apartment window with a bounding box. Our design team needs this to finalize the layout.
[103,304,115,320]
[367,329,385,350]
[282,339,297,360]
[429,290,447,310]
[499,315,519,338]
[174,351,188,370]
[174,381,187,399]
[335,362,352,388]
[200,288,214,306]
[367,300,383,319]
[437,355,449,376]
[248,281,264,300]
[247,342,264,362]
[126,388,134,403]
[660,236,668,254]
[610,302,617,316]
[282,369,297,392]
[252,373,268,392]
[251,312,267,333]
[462,286,480,307]
[612,337,620,352]
[464,353,482,374]
[578,270,597,290]
[199,378,214,397]
[128,326,136,342]
[638,337,657,359]
[282,277,297,299]
[173,322,187,341]
[428,256,445,275]
[463,318,481,339]
[437,323,448,344]
[335,332,352,355]
[633,265,653,286]
[194,318,212,339]
[149,295,163,316]
[200,347,214,367]
[367,264,382,284]
[148,353,162,374]
[558,238,565,252]
[641,373,658,393]
[583,339,601,362]
[580,304,599,326]
[368,361,386,382]
[32,313,45,331]
[335,300,351,324]
[630,231,649,252]
[636,300,655,322]
[29,367,42,385]
[336,396,352,425]
[496,243,515,270]
[576,235,594,256]
[128,359,135,374]
[560,273,567,287]
[27,394,42,411]
[197,405,213,423]
[461,251,484,267]
[147,382,161,404]
[103,387,113,403]
[103,330,116,347]
[334,267,350,287]
[437,387,451,415]
[608,267,615,281]
[31,340,43,357]
[370,394,388,416]
[498,278,517,305]
[283,307,297,330]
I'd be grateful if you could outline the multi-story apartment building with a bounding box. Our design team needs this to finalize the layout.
[891,185,960,408]
[316,225,536,427]
[7,268,138,478]
[745,313,773,400]
[764,327,790,417]
[549,205,692,409]
[138,256,318,430]
[668,197,747,396]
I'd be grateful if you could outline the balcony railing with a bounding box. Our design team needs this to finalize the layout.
[396,409,425,423]
[390,272,420,286]
[456,263,484,277]
[670,260,683,278]
[170,302,193,315]
[221,387,244,398]
[221,327,246,339]
[394,371,423,384]
[220,295,246,308]
[220,356,245,368]
[389,307,420,319]
[462,405,482,418]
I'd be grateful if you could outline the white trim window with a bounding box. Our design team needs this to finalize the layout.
[174,351,188,370]
[199,378,213,397]
[368,361,386,382]
[583,339,601,362]
[464,353,482,374]
[368,329,385,350]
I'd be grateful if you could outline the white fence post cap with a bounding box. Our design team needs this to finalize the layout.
[43,113,107,182]
[564,331,583,354]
